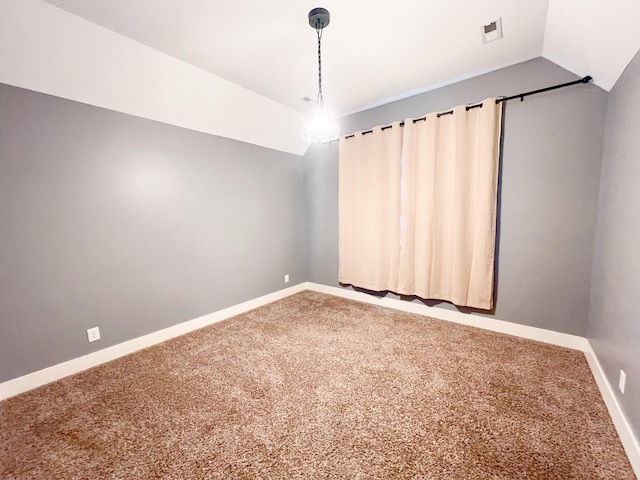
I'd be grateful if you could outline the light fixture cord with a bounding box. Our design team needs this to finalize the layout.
[316,26,324,109]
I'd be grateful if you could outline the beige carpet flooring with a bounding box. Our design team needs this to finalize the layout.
[0,291,635,479]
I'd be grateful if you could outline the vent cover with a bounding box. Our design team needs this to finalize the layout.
[481,18,503,43]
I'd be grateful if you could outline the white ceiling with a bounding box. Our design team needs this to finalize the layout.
[42,0,551,116]
[1,0,639,155]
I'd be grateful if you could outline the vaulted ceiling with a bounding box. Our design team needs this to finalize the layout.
[1,1,639,155]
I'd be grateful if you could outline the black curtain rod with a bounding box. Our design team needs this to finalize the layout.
[335,75,593,142]
[496,75,592,103]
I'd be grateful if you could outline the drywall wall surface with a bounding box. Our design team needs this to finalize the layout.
[304,57,607,336]
[588,48,640,439]
[0,84,306,382]
[304,141,340,286]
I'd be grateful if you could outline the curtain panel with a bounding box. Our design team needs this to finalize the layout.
[338,99,502,310]
[338,122,404,292]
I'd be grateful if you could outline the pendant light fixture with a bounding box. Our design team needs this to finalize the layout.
[301,7,339,143]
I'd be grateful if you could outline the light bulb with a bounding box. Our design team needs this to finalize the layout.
[302,111,339,143]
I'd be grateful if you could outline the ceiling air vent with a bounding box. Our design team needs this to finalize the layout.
[481,18,503,43]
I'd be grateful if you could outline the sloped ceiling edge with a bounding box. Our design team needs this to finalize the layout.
[543,0,640,92]
[0,1,309,156]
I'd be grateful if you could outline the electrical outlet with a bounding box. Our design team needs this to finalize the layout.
[87,326,101,343]
[619,369,626,394]
[284,274,290,283]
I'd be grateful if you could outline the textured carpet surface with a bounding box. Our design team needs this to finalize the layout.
[0,291,635,479]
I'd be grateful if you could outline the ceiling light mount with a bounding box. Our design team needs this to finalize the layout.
[308,7,330,29]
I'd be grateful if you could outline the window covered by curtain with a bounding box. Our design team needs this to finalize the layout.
[338,99,502,310]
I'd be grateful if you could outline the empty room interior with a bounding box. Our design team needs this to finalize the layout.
[1,1,639,478]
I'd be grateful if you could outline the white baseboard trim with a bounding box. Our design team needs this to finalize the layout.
[584,348,640,477]
[306,282,640,476]
[0,283,307,401]
[306,283,590,351]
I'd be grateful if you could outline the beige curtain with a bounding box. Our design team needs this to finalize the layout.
[338,98,502,310]
[338,123,403,291]
[399,99,502,309]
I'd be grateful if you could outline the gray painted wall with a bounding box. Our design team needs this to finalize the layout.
[0,84,306,382]
[304,58,607,336]
[0,54,636,440]
[589,49,640,439]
